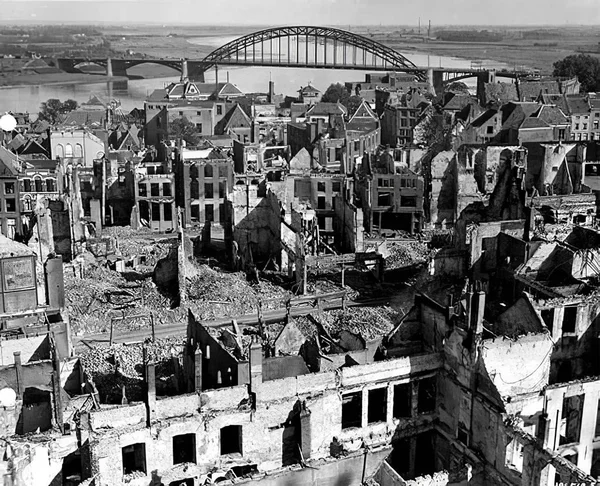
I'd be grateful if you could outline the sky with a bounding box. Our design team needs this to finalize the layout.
[1,0,599,26]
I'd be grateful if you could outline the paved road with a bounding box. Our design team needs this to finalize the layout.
[75,296,391,350]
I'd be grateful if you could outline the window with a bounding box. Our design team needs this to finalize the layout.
[163,183,171,196]
[575,123,580,130]
[220,425,242,455]
[173,434,196,465]
[196,111,202,116]
[139,184,147,197]
[417,377,436,414]
[378,192,391,207]
[594,120,599,130]
[122,443,146,476]
[400,196,417,207]
[560,394,584,445]
[332,180,341,192]
[562,306,577,334]
[217,105,223,115]
[196,123,203,132]
[65,144,73,158]
[205,183,214,198]
[164,204,172,221]
[317,196,326,210]
[558,129,566,140]
[317,181,326,192]
[205,204,214,222]
[179,111,184,116]
[389,178,395,187]
[393,383,411,418]
[368,388,387,424]
[22,179,31,192]
[487,125,494,134]
[34,178,43,192]
[55,144,64,159]
[219,181,226,199]
[191,204,200,221]
[190,179,199,199]
[342,391,362,429]
[204,165,213,178]
[74,144,83,158]
[4,182,15,194]
[150,183,159,197]
[46,179,55,192]
[151,203,160,221]
[354,140,360,151]
[583,123,588,130]
[5,198,16,213]
[218,165,228,178]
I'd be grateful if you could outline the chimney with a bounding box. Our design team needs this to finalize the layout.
[14,352,23,399]
[268,80,275,104]
[194,348,203,392]
[249,339,263,390]
[471,287,485,335]
[144,349,156,426]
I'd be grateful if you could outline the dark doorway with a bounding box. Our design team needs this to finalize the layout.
[173,433,196,465]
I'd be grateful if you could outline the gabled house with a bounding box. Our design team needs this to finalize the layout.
[298,84,322,105]
[0,146,22,239]
[462,109,501,144]
[214,103,252,142]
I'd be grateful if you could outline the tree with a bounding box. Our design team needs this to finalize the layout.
[446,81,470,95]
[553,54,600,93]
[321,83,350,105]
[38,98,79,124]
[168,117,201,146]
[346,95,363,117]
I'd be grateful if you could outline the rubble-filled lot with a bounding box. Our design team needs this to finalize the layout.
[79,337,185,404]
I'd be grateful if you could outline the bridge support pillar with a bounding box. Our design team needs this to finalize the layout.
[187,61,206,82]
[181,60,188,80]
[427,69,445,97]
[107,59,128,78]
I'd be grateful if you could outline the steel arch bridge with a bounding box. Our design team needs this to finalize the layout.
[195,26,427,81]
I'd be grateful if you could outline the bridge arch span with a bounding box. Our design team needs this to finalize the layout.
[198,26,426,81]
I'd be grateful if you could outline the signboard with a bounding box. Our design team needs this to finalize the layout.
[2,257,35,292]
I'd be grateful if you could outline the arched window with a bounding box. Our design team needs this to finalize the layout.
[204,164,213,178]
[23,196,33,212]
[46,179,55,192]
[55,144,64,159]
[65,144,73,158]
[34,177,43,192]
[74,144,83,158]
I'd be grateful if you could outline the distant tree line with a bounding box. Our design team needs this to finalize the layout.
[436,30,503,42]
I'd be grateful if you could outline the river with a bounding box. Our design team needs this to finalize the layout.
[0,36,511,114]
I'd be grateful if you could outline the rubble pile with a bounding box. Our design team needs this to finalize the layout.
[187,264,291,320]
[102,226,176,266]
[79,337,185,404]
[315,306,399,341]
[385,240,432,269]
[65,265,184,335]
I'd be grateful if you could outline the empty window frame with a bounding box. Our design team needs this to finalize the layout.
[342,391,362,429]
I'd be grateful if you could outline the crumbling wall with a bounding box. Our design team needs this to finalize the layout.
[232,183,282,268]
[333,195,364,253]
[429,151,457,228]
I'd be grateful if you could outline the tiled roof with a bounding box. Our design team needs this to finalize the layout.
[59,110,106,128]
[471,109,497,128]
[520,117,550,129]
[565,95,590,115]
[534,105,569,125]
[306,102,347,116]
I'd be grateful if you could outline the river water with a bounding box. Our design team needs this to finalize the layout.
[0,35,511,113]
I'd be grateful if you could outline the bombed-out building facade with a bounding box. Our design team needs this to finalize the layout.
[3,65,600,486]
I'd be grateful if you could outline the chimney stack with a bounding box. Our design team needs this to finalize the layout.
[144,348,156,426]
